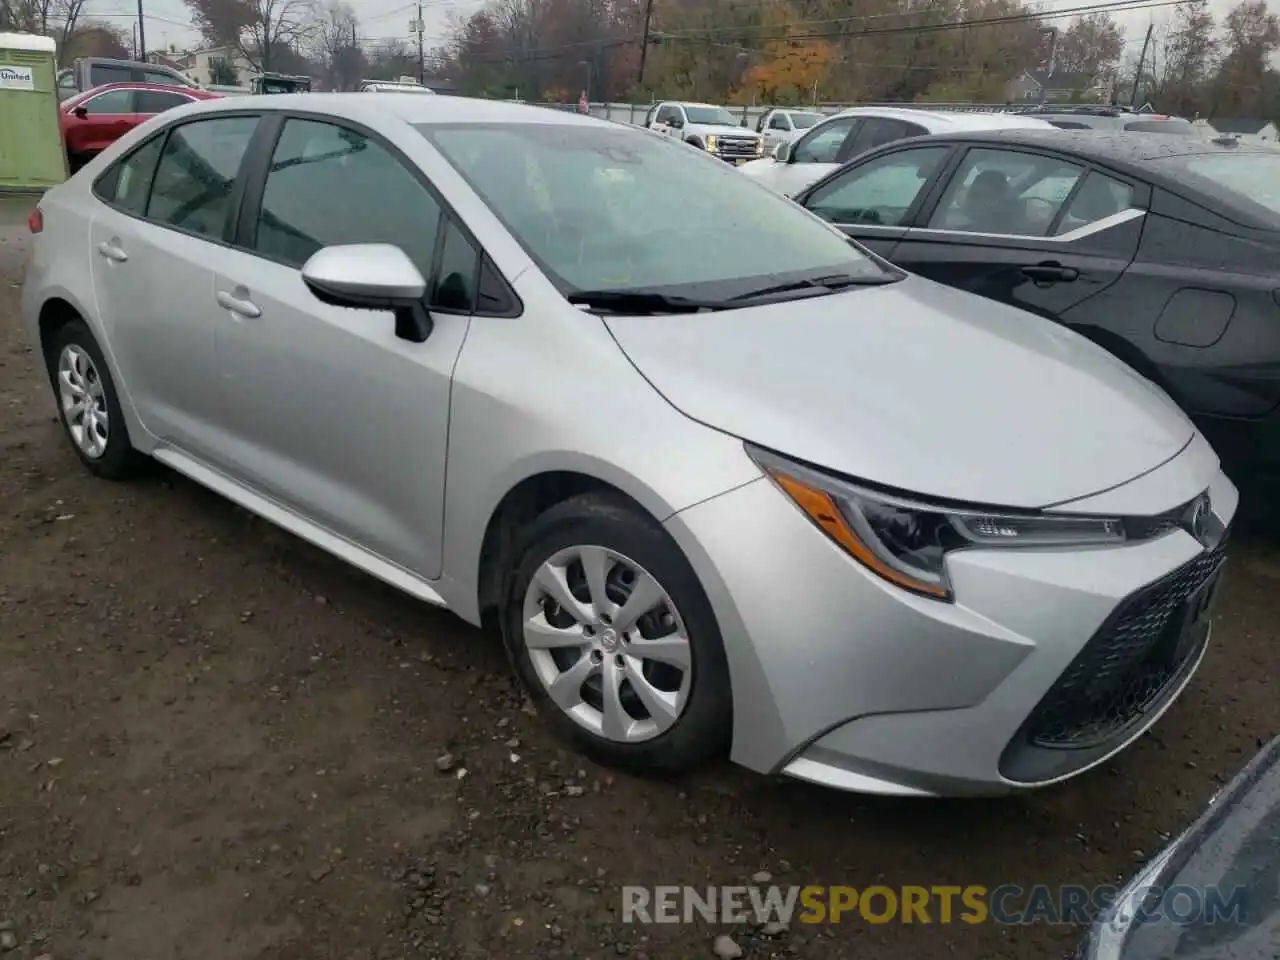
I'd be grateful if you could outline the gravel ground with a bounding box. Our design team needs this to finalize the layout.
[1,193,1278,960]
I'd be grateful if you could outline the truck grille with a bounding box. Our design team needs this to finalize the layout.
[1023,534,1228,750]
[716,137,760,159]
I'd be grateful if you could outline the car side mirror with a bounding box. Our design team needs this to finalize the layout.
[773,142,790,162]
[301,243,433,342]
[72,106,88,119]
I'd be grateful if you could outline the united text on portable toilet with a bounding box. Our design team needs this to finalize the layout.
[0,32,67,192]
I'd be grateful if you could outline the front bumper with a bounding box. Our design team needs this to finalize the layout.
[664,448,1238,797]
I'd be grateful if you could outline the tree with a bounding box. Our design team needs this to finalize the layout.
[61,20,130,59]
[1209,0,1280,115]
[1054,13,1124,78]
[310,2,365,89]
[209,56,240,84]
[0,0,90,64]
[183,0,317,73]
[739,1,833,105]
[1161,0,1216,115]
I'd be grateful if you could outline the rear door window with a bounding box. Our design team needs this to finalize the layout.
[929,148,1084,236]
[843,118,913,159]
[136,90,192,114]
[146,115,260,238]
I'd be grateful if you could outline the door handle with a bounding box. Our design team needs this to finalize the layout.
[216,290,261,318]
[1020,263,1079,283]
[97,241,127,262]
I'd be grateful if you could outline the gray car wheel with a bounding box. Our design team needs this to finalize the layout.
[503,492,732,773]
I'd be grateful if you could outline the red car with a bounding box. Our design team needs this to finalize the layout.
[61,82,221,171]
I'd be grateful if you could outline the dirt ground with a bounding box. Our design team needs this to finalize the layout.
[1,193,1278,960]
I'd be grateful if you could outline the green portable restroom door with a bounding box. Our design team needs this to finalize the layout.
[0,42,67,189]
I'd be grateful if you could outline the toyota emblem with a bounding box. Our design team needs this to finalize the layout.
[1184,494,1212,544]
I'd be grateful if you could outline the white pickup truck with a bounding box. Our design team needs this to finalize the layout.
[643,101,764,165]
[754,107,827,154]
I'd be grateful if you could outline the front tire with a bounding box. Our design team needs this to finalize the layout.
[46,320,146,479]
[501,493,732,774]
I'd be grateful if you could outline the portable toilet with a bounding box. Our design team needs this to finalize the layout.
[0,32,67,192]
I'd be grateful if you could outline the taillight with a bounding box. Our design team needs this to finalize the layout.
[27,208,43,234]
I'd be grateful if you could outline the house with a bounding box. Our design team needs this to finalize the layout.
[1204,118,1278,143]
[145,50,187,72]
[1005,70,1113,104]
[182,45,255,87]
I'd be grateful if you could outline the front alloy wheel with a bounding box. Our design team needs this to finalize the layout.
[522,545,693,743]
[503,493,732,774]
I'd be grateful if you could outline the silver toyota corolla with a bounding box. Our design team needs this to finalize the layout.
[21,94,1238,796]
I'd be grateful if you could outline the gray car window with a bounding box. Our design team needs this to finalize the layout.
[89,63,132,86]
[793,118,859,164]
[1053,172,1135,235]
[146,115,260,238]
[930,148,1084,236]
[108,136,165,215]
[136,90,191,114]
[805,146,948,225]
[254,118,442,275]
[83,89,134,114]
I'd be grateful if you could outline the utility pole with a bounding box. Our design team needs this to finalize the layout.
[1130,21,1153,107]
[637,0,654,87]
[136,0,146,60]
[414,1,425,84]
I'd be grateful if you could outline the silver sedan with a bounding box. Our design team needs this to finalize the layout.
[22,93,1236,795]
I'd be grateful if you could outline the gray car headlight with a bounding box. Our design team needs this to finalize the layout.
[746,444,1125,601]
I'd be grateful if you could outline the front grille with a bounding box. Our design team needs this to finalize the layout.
[716,138,760,158]
[1023,534,1228,750]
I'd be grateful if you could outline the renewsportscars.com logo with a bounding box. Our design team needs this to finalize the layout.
[621,884,1248,927]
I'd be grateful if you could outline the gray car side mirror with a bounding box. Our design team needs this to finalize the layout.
[302,243,433,342]
[772,142,791,163]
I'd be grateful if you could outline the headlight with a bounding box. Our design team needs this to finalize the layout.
[705,135,719,151]
[755,138,764,155]
[747,444,1125,601]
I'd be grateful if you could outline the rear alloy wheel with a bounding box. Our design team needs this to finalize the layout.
[48,321,146,479]
[503,494,732,773]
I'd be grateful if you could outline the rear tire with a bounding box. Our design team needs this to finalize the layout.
[45,320,147,480]
[501,493,733,775]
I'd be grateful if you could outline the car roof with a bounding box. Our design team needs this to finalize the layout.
[902,127,1278,170]
[830,105,1053,131]
[179,92,618,128]
[66,81,217,104]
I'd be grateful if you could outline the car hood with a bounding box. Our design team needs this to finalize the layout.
[604,275,1194,508]
[1080,735,1280,960]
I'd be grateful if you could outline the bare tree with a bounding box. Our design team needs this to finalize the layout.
[184,0,316,72]
[309,2,364,89]
[1,0,90,63]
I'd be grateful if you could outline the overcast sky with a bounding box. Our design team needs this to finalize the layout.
[84,0,1270,73]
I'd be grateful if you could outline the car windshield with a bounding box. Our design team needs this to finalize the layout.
[684,106,739,126]
[1151,151,1280,223]
[1123,118,1195,134]
[420,122,893,299]
[791,112,823,129]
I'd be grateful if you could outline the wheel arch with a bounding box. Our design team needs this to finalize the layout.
[33,292,153,452]
[474,468,664,633]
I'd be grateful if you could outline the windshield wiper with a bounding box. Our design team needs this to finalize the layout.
[727,272,900,302]
[567,289,727,314]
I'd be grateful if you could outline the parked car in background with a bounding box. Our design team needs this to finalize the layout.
[251,72,312,94]
[755,107,826,153]
[791,128,1280,471]
[1024,104,1197,135]
[23,94,1236,796]
[1077,734,1280,960]
[360,79,435,93]
[738,106,1054,196]
[60,82,220,171]
[57,56,196,101]
[644,101,764,164]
